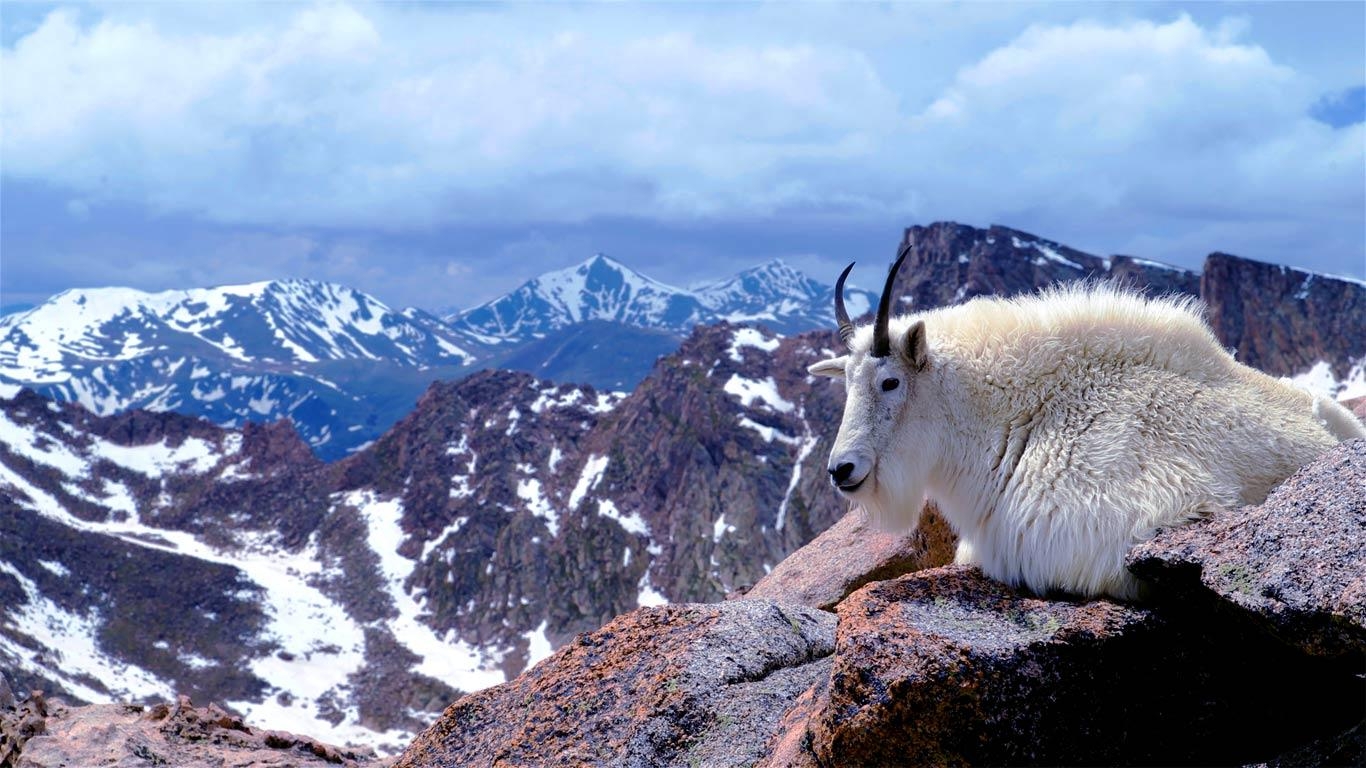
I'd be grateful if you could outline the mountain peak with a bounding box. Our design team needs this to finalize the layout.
[449,255,878,343]
[582,252,626,270]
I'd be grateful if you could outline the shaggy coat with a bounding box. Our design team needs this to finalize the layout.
[812,283,1364,599]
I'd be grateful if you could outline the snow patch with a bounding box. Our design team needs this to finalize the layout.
[341,490,507,694]
[1014,235,1083,271]
[518,478,558,537]
[737,416,800,445]
[36,559,70,577]
[727,327,781,363]
[723,374,794,413]
[777,435,819,531]
[0,561,172,703]
[525,620,555,670]
[570,455,609,510]
[1290,359,1366,401]
[598,498,648,536]
[711,514,735,543]
[91,436,219,478]
[636,571,668,607]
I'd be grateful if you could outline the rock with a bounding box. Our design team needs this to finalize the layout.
[1128,439,1366,656]
[1346,394,1366,421]
[754,675,824,768]
[395,600,835,768]
[9,695,385,768]
[740,503,956,611]
[807,565,1364,766]
[0,690,46,768]
[0,672,13,710]
[1200,251,1366,380]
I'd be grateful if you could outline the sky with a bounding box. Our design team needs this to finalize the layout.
[2,1,1363,313]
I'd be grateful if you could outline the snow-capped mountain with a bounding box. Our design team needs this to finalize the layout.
[8,224,1362,464]
[0,279,475,377]
[693,259,869,333]
[448,255,707,343]
[0,279,478,459]
[446,254,876,345]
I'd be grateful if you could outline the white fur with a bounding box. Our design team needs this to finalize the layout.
[811,283,1363,600]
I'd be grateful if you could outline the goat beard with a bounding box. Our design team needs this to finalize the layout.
[857,459,928,533]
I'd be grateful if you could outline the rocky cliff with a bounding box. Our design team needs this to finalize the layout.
[1201,251,1366,380]
[891,222,1200,310]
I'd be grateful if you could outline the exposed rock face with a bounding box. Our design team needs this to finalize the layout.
[3,694,387,768]
[892,222,1200,311]
[395,600,835,768]
[807,566,1363,766]
[740,503,956,610]
[1348,395,1366,420]
[399,565,1364,768]
[1201,251,1366,379]
[575,322,850,608]
[1129,439,1366,656]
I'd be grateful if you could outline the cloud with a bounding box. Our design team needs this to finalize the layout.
[907,15,1357,213]
[1,4,898,226]
[1,6,1361,290]
[891,13,1364,270]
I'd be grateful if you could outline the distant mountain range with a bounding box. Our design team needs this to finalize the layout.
[3,224,1362,461]
[447,254,873,343]
[0,256,873,458]
[0,280,476,459]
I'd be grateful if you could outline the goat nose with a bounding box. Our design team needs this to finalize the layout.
[829,462,855,483]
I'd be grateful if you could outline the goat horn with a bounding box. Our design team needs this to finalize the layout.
[871,241,913,358]
[834,262,856,348]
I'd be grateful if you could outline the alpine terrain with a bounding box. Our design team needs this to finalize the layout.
[1,257,877,459]
[1,222,1363,756]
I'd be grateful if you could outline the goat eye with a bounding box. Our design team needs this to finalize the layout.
[881,377,900,392]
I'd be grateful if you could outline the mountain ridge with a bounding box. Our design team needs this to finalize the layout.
[446,252,878,344]
[0,257,876,457]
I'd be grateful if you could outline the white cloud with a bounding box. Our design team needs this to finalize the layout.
[0,5,1361,283]
[902,14,1362,225]
[1,4,898,225]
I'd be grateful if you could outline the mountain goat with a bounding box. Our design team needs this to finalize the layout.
[809,245,1366,600]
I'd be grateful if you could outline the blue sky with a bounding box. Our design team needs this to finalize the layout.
[2,2,1363,312]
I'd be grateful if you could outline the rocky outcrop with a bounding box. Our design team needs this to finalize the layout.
[1343,394,1366,421]
[807,566,1360,767]
[739,503,956,610]
[395,600,835,768]
[1,692,386,768]
[1129,439,1366,656]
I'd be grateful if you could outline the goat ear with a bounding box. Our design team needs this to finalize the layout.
[903,321,928,369]
[807,357,847,378]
